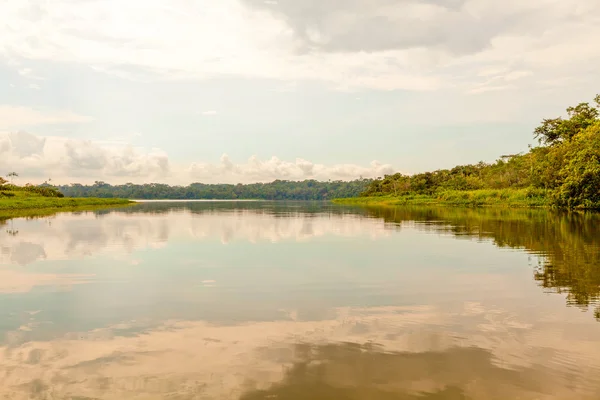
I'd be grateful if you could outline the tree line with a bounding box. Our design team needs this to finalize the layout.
[362,95,600,209]
[55,179,373,200]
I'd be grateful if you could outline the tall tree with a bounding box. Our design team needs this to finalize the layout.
[6,172,18,184]
[534,94,600,145]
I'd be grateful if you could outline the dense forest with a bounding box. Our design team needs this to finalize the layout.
[362,95,600,209]
[56,179,372,200]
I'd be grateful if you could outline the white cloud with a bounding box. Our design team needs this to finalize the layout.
[201,110,217,116]
[504,70,533,82]
[2,0,596,91]
[0,131,170,182]
[28,83,41,90]
[0,131,394,184]
[0,106,92,130]
[469,85,515,95]
[189,154,394,183]
[18,68,32,76]
[17,67,43,80]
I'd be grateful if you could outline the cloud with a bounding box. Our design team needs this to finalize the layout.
[0,131,170,182]
[242,0,493,55]
[189,154,394,183]
[18,68,33,76]
[201,110,217,116]
[469,85,514,95]
[0,131,393,184]
[1,0,599,93]
[18,67,44,80]
[3,0,596,91]
[0,106,92,130]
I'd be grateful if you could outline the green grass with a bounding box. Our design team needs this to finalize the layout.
[0,189,134,212]
[0,203,136,224]
[333,188,550,208]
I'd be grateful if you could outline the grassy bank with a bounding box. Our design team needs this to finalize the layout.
[0,203,136,224]
[333,188,550,208]
[0,189,133,212]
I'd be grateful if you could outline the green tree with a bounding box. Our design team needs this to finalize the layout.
[534,95,599,145]
[551,122,600,208]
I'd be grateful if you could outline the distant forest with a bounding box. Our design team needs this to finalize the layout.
[56,179,373,200]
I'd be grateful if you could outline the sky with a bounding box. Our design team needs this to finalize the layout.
[1,0,599,185]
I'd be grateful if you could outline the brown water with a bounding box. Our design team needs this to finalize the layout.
[1,202,599,399]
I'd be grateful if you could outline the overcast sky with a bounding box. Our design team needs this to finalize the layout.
[1,0,599,184]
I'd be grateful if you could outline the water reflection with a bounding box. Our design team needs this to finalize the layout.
[0,202,392,267]
[358,206,600,321]
[1,202,600,399]
[1,303,599,399]
[2,203,598,320]
[240,343,573,400]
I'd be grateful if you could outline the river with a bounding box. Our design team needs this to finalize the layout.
[1,201,599,399]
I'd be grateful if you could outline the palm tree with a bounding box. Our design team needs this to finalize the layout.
[7,172,18,184]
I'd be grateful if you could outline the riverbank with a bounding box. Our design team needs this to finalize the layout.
[0,202,136,222]
[0,190,134,212]
[333,189,550,208]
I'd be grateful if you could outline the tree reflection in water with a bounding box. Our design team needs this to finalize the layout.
[358,206,600,322]
[241,342,587,400]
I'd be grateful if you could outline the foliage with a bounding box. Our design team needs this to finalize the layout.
[0,183,130,211]
[0,176,7,186]
[360,95,600,209]
[335,188,549,207]
[2,184,64,198]
[550,123,600,209]
[19,184,64,197]
[361,156,534,198]
[534,95,600,145]
[55,179,372,200]
[0,190,131,211]
[0,203,132,222]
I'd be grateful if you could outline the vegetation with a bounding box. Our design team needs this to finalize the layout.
[0,182,132,211]
[55,179,372,200]
[335,188,549,207]
[350,95,600,209]
[0,204,134,226]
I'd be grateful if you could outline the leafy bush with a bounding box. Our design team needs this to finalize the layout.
[551,123,600,209]
[3,184,65,198]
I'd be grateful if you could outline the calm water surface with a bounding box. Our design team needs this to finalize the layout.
[1,202,599,399]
